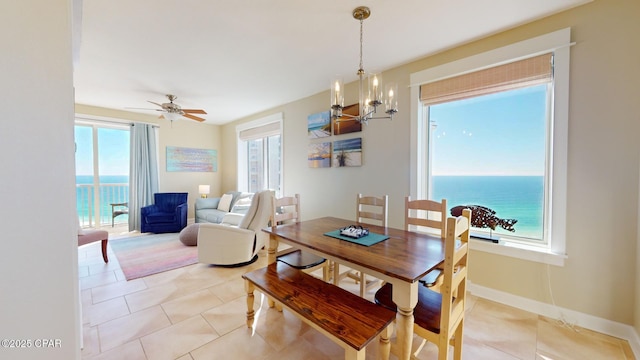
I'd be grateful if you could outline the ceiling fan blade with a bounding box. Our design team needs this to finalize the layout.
[148,101,164,107]
[181,109,207,114]
[125,107,162,111]
[182,113,206,122]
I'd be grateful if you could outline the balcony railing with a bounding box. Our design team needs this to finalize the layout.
[77,183,129,228]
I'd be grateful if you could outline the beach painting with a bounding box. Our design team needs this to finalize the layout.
[333,103,362,135]
[333,137,362,167]
[308,142,332,168]
[307,110,331,138]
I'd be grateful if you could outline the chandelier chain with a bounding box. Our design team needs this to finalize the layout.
[359,18,364,73]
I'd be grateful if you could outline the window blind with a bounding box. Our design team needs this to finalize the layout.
[420,53,553,105]
[238,121,280,141]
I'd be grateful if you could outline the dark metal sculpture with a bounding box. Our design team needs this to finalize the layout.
[450,205,517,233]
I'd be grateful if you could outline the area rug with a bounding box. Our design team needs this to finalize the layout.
[109,233,198,281]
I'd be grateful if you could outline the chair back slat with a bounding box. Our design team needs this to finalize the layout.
[405,196,447,238]
[271,194,300,226]
[356,194,388,227]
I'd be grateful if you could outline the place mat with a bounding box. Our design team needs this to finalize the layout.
[324,230,389,246]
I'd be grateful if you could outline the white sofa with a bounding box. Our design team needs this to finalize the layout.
[194,191,253,224]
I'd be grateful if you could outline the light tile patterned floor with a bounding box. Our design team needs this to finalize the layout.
[79,232,635,360]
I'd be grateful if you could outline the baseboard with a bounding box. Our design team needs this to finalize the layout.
[468,281,640,357]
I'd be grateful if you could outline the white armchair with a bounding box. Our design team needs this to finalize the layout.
[197,190,273,266]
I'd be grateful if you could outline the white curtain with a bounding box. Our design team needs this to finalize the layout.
[129,123,159,231]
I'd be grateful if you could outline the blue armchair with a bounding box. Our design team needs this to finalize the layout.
[141,193,188,233]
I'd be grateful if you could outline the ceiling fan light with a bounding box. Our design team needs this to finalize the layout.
[164,112,181,122]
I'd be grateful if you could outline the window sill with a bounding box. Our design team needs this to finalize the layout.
[470,238,567,266]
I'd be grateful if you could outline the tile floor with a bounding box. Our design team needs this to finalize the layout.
[79,231,635,360]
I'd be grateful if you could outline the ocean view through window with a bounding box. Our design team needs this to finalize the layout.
[75,123,130,227]
[428,85,547,242]
[76,175,129,226]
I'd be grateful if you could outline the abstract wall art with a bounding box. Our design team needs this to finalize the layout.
[166,146,218,172]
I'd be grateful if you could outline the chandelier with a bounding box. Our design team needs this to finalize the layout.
[331,6,398,124]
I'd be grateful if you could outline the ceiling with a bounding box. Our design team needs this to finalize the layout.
[73,0,589,125]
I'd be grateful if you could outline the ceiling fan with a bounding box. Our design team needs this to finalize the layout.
[132,94,207,122]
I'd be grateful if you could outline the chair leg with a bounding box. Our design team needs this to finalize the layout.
[100,239,109,263]
[438,336,450,360]
[453,318,464,360]
[323,262,331,282]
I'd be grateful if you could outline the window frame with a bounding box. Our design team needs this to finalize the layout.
[409,28,571,266]
[236,113,283,196]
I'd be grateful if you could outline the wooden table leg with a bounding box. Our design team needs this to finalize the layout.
[396,307,414,360]
[391,281,418,360]
[244,279,256,328]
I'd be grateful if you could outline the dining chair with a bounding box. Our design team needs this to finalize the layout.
[375,209,471,360]
[273,194,329,281]
[334,193,388,297]
[406,196,448,290]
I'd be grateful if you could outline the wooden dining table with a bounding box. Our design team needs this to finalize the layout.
[262,216,446,360]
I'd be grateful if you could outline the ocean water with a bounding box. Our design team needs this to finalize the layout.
[76,175,129,226]
[432,176,544,240]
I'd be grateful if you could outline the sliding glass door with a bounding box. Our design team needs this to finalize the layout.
[75,123,130,227]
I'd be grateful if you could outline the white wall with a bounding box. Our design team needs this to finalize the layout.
[0,1,79,359]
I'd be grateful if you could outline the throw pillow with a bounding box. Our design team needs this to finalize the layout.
[217,193,234,212]
[230,194,253,214]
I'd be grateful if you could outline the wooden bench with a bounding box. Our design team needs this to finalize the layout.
[242,262,396,360]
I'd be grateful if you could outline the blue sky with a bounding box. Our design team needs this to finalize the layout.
[75,126,130,176]
[429,85,547,176]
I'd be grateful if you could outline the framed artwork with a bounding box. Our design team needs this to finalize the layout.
[307,110,331,138]
[332,103,362,135]
[308,142,331,168]
[166,146,217,172]
[333,137,362,167]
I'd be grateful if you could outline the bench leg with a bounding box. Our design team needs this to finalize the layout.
[379,323,393,360]
[101,239,109,263]
[244,279,256,328]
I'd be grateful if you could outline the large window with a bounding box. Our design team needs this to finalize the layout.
[428,83,549,243]
[237,114,283,195]
[410,29,570,264]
